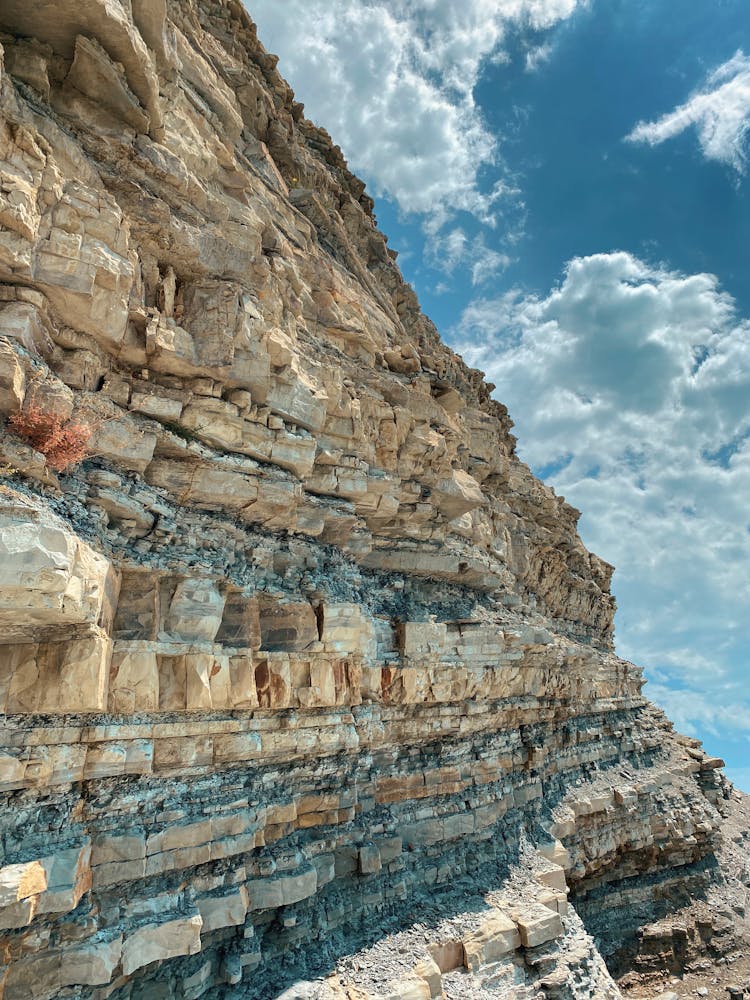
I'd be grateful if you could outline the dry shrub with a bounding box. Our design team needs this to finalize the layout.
[8,404,91,472]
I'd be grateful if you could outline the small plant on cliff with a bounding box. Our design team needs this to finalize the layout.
[8,404,92,472]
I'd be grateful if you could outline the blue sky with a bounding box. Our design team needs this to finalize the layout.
[249,0,750,789]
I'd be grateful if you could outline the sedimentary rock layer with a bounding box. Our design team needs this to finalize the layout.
[0,3,733,998]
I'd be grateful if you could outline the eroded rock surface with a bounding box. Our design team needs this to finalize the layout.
[0,3,742,998]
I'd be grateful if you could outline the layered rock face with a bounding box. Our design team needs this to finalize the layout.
[0,3,738,999]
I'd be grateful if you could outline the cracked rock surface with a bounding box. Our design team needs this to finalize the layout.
[0,2,745,998]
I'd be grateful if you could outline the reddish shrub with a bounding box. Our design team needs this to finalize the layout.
[8,404,91,472]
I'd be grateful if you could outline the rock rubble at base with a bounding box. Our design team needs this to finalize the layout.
[0,2,742,998]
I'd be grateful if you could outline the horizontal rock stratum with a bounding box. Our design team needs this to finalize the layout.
[0,3,745,999]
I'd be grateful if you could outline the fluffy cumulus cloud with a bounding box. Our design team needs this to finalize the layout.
[455,252,750,733]
[248,0,583,222]
[627,51,750,173]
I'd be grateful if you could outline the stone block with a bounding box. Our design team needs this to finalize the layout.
[538,839,572,871]
[382,978,432,1000]
[376,837,403,864]
[431,469,485,519]
[121,914,203,975]
[312,854,336,887]
[428,940,464,973]
[358,843,382,874]
[212,731,262,763]
[320,603,377,660]
[153,735,213,770]
[147,819,212,856]
[67,34,150,131]
[3,41,51,100]
[412,958,442,999]
[37,843,91,915]
[181,960,214,999]
[254,657,292,709]
[197,886,249,933]
[434,387,464,414]
[258,600,318,653]
[462,910,520,971]
[91,831,146,867]
[149,845,212,877]
[1,936,122,999]
[5,634,111,713]
[228,653,259,707]
[208,654,233,708]
[92,858,146,889]
[158,655,188,711]
[209,832,259,860]
[398,622,447,660]
[266,802,297,826]
[130,389,183,421]
[185,654,214,711]
[0,859,47,907]
[108,649,159,712]
[0,895,38,929]
[308,659,337,706]
[83,740,153,779]
[246,868,317,910]
[0,500,113,638]
[0,337,26,413]
[93,416,157,473]
[216,592,261,648]
[0,752,26,791]
[514,905,564,948]
[538,889,568,916]
[164,578,225,642]
[536,863,567,892]
[146,458,260,509]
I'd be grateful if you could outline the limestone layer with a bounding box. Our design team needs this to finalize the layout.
[0,3,733,999]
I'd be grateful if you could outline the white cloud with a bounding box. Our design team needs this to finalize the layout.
[249,0,584,222]
[525,42,553,72]
[426,228,513,284]
[472,246,513,285]
[455,252,750,734]
[627,51,750,173]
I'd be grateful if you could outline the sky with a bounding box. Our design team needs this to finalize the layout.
[248,1,750,790]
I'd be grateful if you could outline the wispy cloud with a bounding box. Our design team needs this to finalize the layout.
[525,42,553,72]
[426,228,513,283]
[627,51,750,173]
[454,252,750,735]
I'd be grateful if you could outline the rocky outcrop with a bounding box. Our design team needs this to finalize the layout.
[0,3,739,999]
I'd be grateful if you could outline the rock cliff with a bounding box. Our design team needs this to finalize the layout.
[0,3,745,999]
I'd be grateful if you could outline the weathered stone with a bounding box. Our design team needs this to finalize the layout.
[0,496,114,639]
[108,649,159,712]
[514,905,564,948]
[358,843,382,874]
[164,579,225,642]
[0,3,739,999]
[5,634,112,713]
[431,469,485,519]
[0,337,27,413]
[197,886,249,932]
[67,35,150,132]
[0,859,47,907]
[246,869,317,910]
[462,910,521,970]
[121,914,203,975]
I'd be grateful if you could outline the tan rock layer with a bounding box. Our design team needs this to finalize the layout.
[0,2,731,999]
